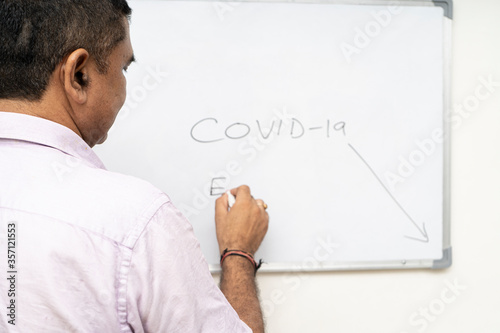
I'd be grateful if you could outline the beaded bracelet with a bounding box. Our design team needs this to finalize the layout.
[220,248,263,275]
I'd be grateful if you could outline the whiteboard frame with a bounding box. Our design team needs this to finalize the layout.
[188,0,453,272]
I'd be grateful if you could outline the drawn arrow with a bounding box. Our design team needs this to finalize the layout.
[347,143,429,243]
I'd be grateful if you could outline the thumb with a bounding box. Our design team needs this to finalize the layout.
[215,192,229,222]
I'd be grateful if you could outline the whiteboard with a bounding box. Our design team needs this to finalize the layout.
[95,0,452,271]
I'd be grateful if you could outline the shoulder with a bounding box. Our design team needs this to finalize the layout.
[41,159,176,246]
[82,166,166,204]
[72,167,174,245]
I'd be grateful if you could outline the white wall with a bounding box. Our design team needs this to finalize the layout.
[243,1,500,332]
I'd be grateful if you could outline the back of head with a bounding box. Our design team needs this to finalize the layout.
[0,0,131,101]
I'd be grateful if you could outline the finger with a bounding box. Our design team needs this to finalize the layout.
[229,185,253,208]
[255,199,268,211]
[230,185,251,201]
[216,191,229,206]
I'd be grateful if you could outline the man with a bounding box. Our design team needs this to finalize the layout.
[0,1,269,332]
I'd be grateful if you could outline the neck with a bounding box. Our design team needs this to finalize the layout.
[0,94,82,140]
[0,99,44,121]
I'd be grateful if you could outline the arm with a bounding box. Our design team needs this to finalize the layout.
[215,185,269,333]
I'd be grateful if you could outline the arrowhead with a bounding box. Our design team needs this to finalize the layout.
[404,223,429,243]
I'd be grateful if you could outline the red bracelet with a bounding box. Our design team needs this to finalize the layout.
[220,249,263,274]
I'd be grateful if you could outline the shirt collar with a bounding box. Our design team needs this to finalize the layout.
[0,111,106,170]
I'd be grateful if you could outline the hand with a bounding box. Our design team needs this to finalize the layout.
[215,185,269,255]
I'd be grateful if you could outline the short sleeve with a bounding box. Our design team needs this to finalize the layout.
[125,201,252,333]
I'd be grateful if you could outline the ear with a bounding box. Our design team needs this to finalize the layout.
[61,48,90,104]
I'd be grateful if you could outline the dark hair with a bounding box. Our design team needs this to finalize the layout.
[0,0,132,101]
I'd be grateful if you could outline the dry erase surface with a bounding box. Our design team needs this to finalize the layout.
[96,0,448,270]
